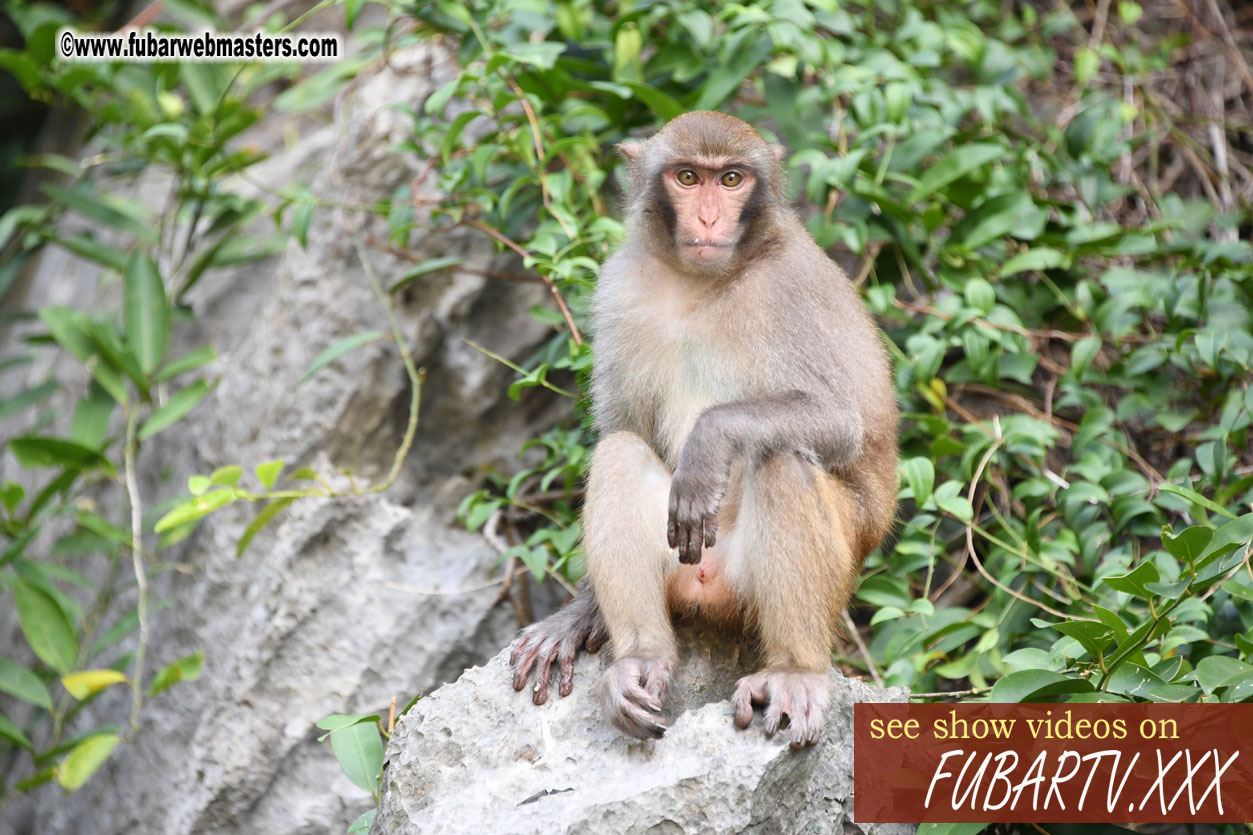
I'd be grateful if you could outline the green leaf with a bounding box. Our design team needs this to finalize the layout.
[901,457,935,504]
[344,0,365,27]
[41,183,154,244]
[123,253,170,375]
[209,465,243,487]
[388,257,464,294]
[1070,337,1102,375]
[916,824,989,835]
[908,143,1006,202]
[56,733,121,791]
[236,498,294,558]
[1054,620,1113,660]
[1161,525,1214,564]
[0,656,54,709]
[1073,46,1100,84]
[70,383,116,450]
[1101,562,1160,599]
[963,278,996,314]
[38,307,128,403]
[0,714,34,750]
[327,721,384,793]
[255,460,284,491]
[1,481,24,514]
[188,475,210,496]
[301,331,387,382]
[13,580,78,675]
[1193,656,1253,694]
[138,379,211,440]
[156,345,216,382]
[622,81,685,121]
[315,713,381,736]
[148,651,204,696]
[291,199,313,249]
[0,381,59,419]
[1000,247,1069,278]
[7,436,111,472]
[348,809,376,833]
[988,669,1094,703]
[153,488,239,533]
[1158,483,1237,519]
[61,669,128,700]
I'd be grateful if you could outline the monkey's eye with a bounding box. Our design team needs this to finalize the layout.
[676,169,698,186]
[720,171,743,188]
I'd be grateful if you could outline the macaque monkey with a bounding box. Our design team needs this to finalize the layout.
[510,111,897,748]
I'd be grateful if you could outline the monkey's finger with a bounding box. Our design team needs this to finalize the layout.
[666,492,680,548]
[703,515,718,548]
[585,626,606,653]
[680,519,703,564]
[676,523,692,564]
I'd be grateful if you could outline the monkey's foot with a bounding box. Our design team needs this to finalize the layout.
[601,656,673,740]
[510,597,608,705]
[732,668,830,749]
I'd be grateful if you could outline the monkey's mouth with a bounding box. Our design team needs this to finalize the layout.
[682,238,736,250]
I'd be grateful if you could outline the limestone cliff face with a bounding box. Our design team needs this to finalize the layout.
[2,42,565,835]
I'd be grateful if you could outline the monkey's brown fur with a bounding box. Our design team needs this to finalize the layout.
[511,112,897,747]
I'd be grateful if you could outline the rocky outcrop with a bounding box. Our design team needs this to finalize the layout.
[373,630,914,835]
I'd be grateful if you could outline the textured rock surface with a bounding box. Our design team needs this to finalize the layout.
[373,631,915,835]
[2,41,566,835]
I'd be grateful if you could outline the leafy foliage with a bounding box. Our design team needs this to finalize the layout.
[418,0,1253,713]
[3,0,1253,830]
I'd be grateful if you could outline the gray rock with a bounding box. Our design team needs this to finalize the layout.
[373,631,915,835]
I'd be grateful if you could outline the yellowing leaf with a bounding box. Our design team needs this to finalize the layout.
[61,669,129,700]
[56,733,121,791]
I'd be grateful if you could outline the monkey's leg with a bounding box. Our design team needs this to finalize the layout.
[727,451,857,748]
[510,580,608,704]
[584,431,679,740]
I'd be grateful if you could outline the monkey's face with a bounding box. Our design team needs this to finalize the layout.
[660,162,758,272]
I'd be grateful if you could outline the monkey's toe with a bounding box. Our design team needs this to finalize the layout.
[732,669,830,748]
[602,656,672,740]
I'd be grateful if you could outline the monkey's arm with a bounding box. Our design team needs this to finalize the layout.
[668,389,863,563]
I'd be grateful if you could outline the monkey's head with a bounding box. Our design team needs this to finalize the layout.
[618,111,786,276]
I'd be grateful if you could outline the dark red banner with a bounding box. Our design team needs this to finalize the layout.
[854,703,1253,823]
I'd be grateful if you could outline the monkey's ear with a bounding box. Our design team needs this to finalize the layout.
[770,144,788,163]
[617,141,644,162]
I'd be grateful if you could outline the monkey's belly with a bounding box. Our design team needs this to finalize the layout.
[665,547,742,625]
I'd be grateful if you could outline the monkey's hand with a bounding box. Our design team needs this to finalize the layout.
[668,429,732,565]
[732,668,831,749]
[510,590,607,705]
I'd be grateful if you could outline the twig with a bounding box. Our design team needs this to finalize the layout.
[123,410,149,736]
[462,218,583,345]
[351,236,425,494]
[384,579,506,596]
[463,337,577,399]
[908,686,991,700]
[842,610,884,687]
[121,1,162,30]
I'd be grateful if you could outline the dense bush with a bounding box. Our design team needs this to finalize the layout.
[1,0,1251,828]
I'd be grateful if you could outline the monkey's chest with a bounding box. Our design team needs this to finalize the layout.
[636,330,746,465]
